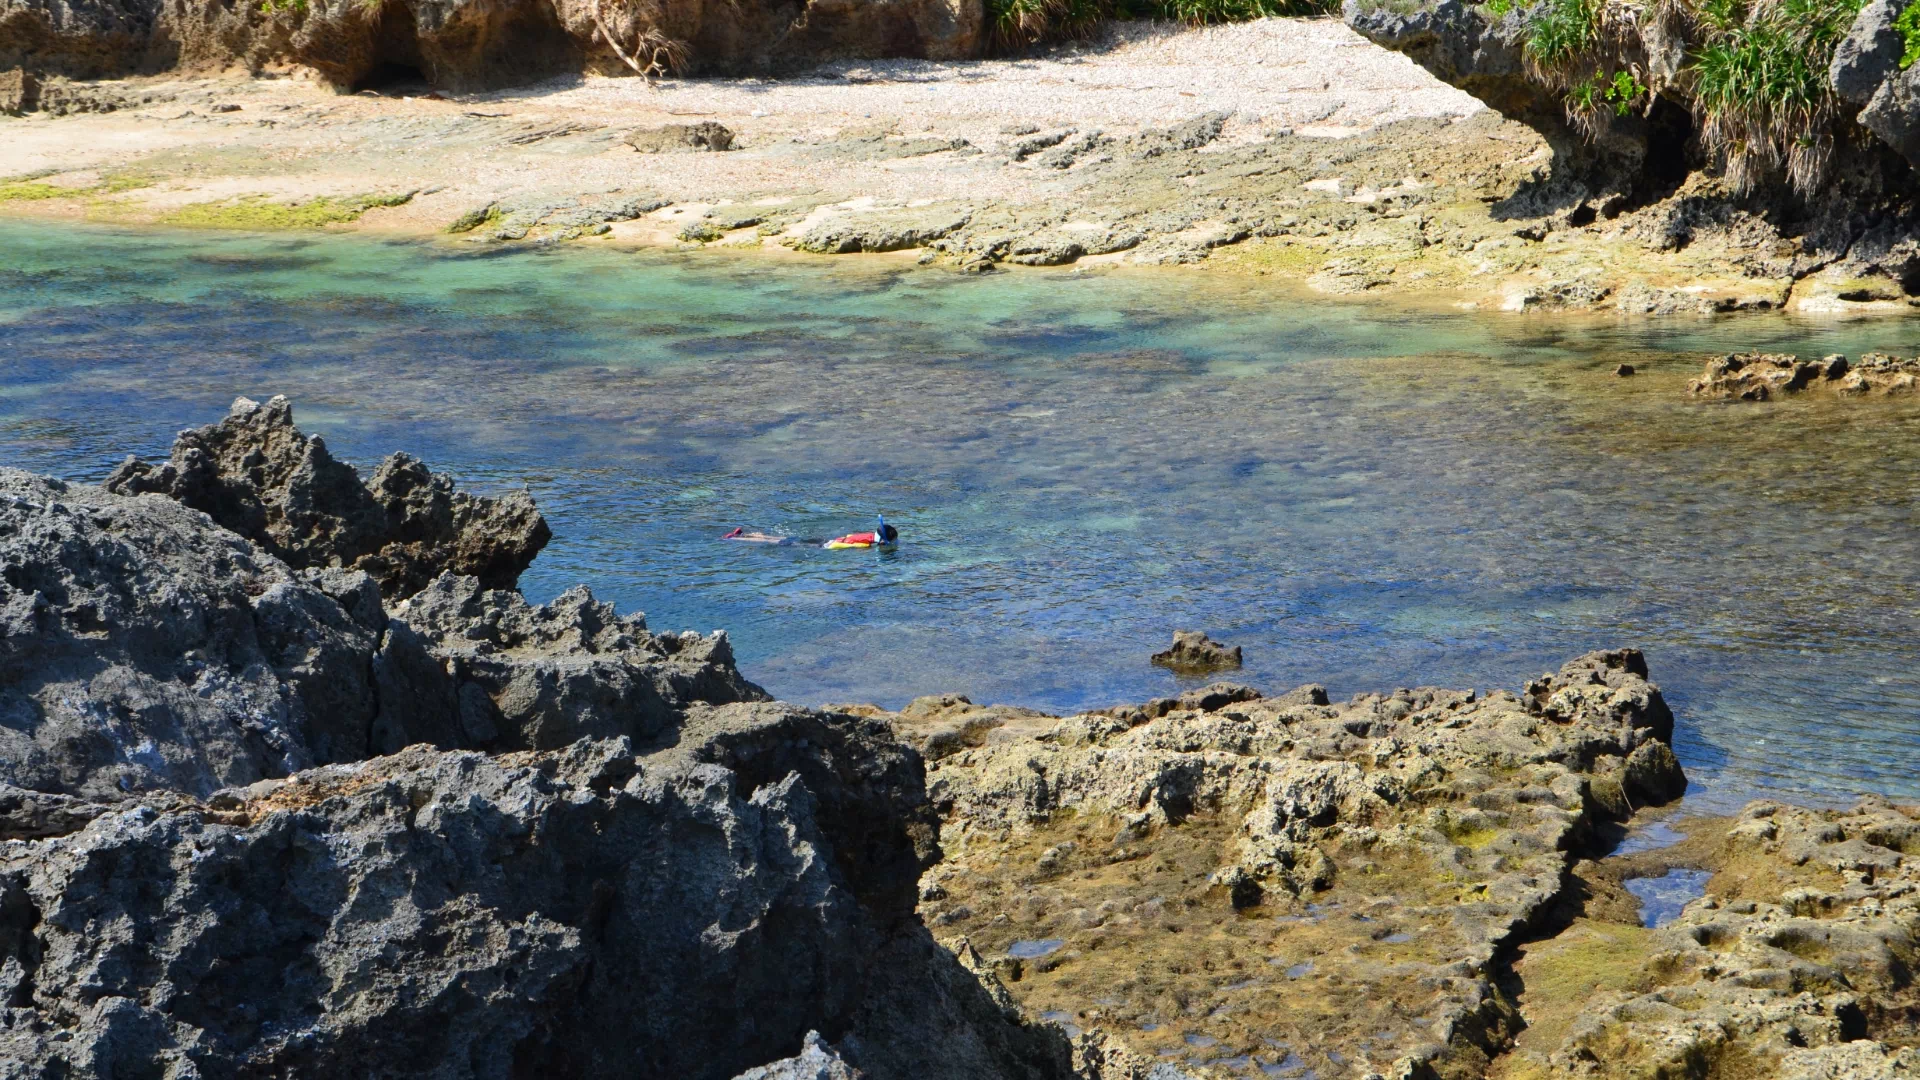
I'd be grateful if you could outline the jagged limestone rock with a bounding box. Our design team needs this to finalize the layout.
[106,395,551,600]
[1,462,761,803]
[0,728,1076,1080]
[908,650,1686,1077]
[1149,629,1242,675]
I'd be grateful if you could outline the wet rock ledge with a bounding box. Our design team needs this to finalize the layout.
[1,397,1915,1079]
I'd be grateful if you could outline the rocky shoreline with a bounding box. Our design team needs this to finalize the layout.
[12,12,1920,314]
[1,398,1915,1078]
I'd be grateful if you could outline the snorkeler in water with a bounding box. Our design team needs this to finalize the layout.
[721,527,792,545]
[823,515,899,549]
[724,515,898,549]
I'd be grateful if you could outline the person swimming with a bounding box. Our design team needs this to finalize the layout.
[721,527,792,545]
[823,515,898,549]
[724,515,898,549]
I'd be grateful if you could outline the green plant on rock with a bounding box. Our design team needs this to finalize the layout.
[1688,0,1863,194]
[1897,0,1920,67]
[256,0,307,15]
[1523,0,1602,80]
[1607,69,1647,115]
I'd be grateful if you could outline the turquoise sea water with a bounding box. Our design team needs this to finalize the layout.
[3,220,1918,813]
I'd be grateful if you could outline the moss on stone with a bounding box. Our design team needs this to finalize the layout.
[162,192,414,230]
[0,182,71,201]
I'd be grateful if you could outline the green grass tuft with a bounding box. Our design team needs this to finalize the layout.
[1523,0,1600,76]
[0,182,70,202]
[1510,0,1862,196]
[1688,0,1861,193]
[1899,0,1920,67]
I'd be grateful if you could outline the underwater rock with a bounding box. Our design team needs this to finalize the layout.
[106,395,550,600]
[1149,629,1242,675]
[1688,352,1910,400]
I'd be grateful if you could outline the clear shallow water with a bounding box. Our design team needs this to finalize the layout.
[1625,869,1714,928]
[3,220,1919,813]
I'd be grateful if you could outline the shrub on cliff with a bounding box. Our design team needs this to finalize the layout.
[1498,0,1865,194]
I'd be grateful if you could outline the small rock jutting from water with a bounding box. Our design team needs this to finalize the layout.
[1150,629,1243,674]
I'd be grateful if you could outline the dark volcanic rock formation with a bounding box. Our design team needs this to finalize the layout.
[2,450,760,806]
[107,395,550,601]
[0,416,1073,1077]
[0,728,1074,1079]
[0,0,984,88]
[0,466,384,801]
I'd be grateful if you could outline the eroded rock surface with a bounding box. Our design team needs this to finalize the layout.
[0,439,1076,1078]
[1687,351,1920,401]
[4,417,759,803]
[0,0,985,88]
[0,727,1075,1080]
[1504,800,1920,1079]
[106,394,550,599]
[906,650,1685,1078]
[0,467,385,800]
[1149,629,1242,675]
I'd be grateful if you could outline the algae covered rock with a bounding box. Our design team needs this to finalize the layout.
[908,649,1687,1077]
[1506,799,1920,1079]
